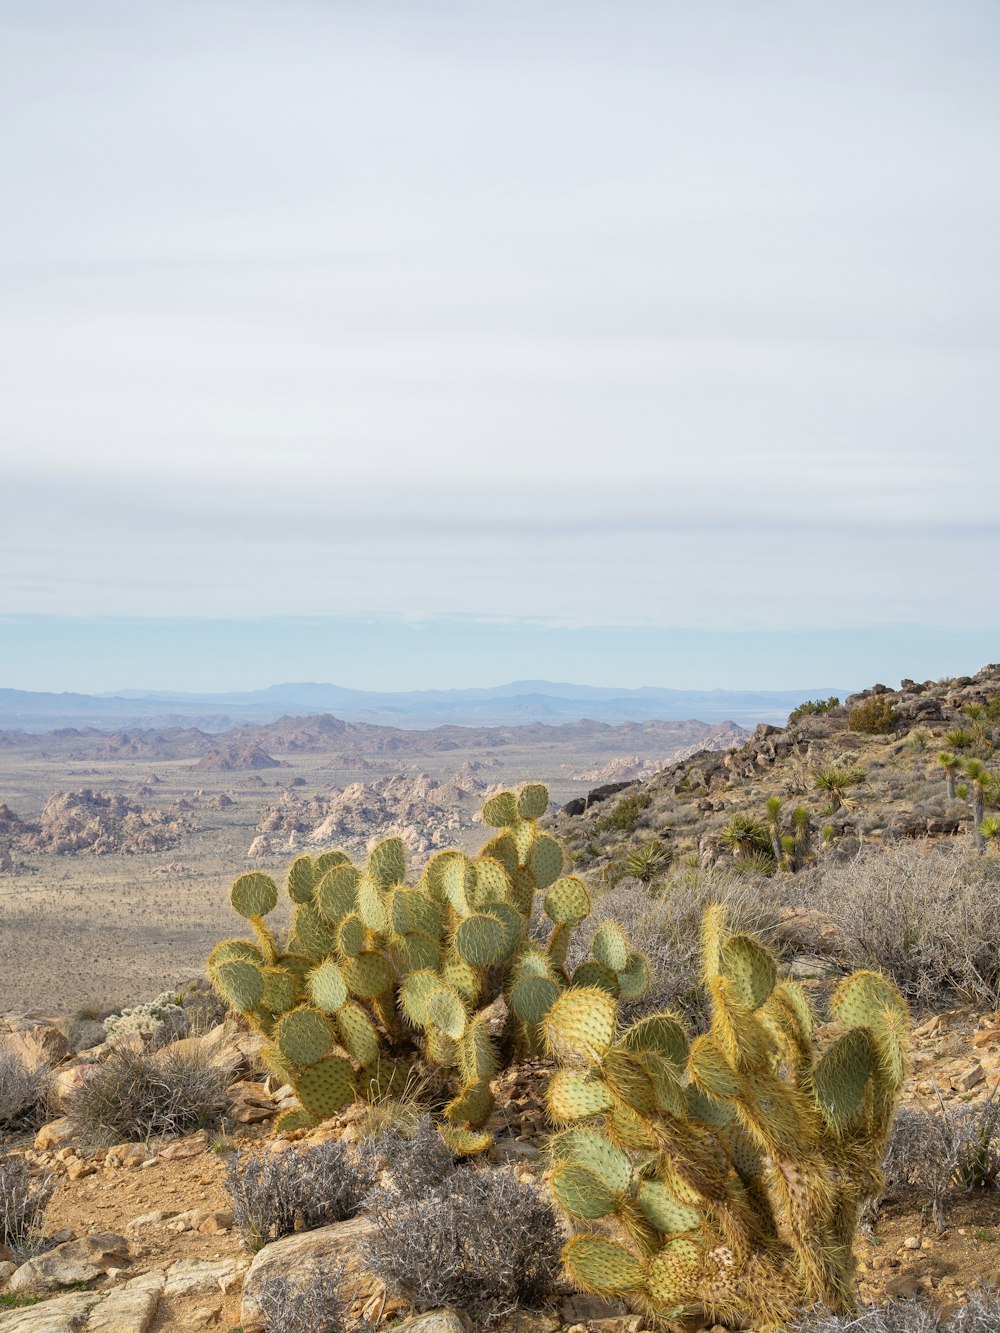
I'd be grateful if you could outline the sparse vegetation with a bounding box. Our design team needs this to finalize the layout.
[813,761,867,810]
[254,1268,348,1333]
[593,790,652,834]
[67,1045,231,1145]
[882,1099,1000,1227]
[790,696,840,719]
[849,694,897,735]
[624,838,671,883]
[0,1052,52,1130]
[791,1290,1000,1332]
[363,1163,561,1323]
[225,1139,375,1252]
[0,1155,54,1261]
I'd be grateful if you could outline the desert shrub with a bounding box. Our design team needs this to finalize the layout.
[945,728,974,752]
[881,1098,1000,1227]
[255,1268,348,1333]
[792,1289,1000,1332]
[790,696,840,719]
[363,1164,561,1323]
[593,790,652,834]
[573,870,788,1023]
[797,842,1000,1006]
[719,812,773,860]
[225,1138,374,1252]
[909,729,931,752]
[814,763,867,810]
[178,982,229,1035]
[362,1115,455,1197]
[103,992,187,1045]
[0,1053,52,1130]
[67,1046,230,1145]
[849,695,898,735]
[0,1155,54,1259]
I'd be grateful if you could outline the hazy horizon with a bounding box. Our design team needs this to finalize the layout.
[2,2,998,687]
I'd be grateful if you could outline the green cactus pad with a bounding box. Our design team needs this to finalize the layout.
[550,1125,633,1194]
[685,1085,736,1128]
[230,873,279,919]
[510,867,537,913]
[645,1236,702,1306]
[458,1017,497,1083]
[636,1181,703,1235]
[571,961,619,995]
[251,916,280,966]
[274,1107,318,1135]
[442,950,481,1003]
[605,1100,659,1150]
[544,987,617,1062]
[286,856,317,904]
[444,1078,494,1128]
[544,876,592,927]
[344,951,395,998]
[688,1035,742,1098]
[259,967,298,1015]
[356,875,390,933]
[316,863,360,923]
[480,832,519,877]
[812,1027,873,1129]
[482,902,523,956]
[208,939,264,973]
[337,1002,381,1066]
[472,857,510,906]
[511,974,562,1024]
[622,1013,689,1070]
[547,922,572,971]
[720,936,778,1010]
[389,929,441,974]
[427,985,468,1040]
[315,849,351,874]
[425,1027,458,1068]
[307,960,349,1013]
[441,855,476,916]
[437,1125,492,1156]
[514,947,557,981]
[562,1235,646,1294]
[548,1070,614,1123]
[274,1006,335,1066]
[295,1055,355,1120]
[214,960,265,1012]
[422,849,464,903]
[482,791,519,827]
[336,914,367,958]
[616,953,651,1002]
[369,836,407,888]
[831,970,907,1031]
[530,833,564,888]
[592,922,631,973]
[552,1162,618,1219]
[390,888,443,938]
[293,901,339,957]
[517,783,550,819]
[398,968,440,1027]
[510,817,535,866]
[454,913,509,967]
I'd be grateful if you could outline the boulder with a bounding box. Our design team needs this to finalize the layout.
[0,1271,163,1331]
[163,1256,248,1296]
[7,1233,129,1294]
[240,1216,378,1332]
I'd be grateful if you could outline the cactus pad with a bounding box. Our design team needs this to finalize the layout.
[427,985,468,1039]
[454,913,508,967]
[529,833,564,888]
[563,1235,646,1294]
[286,856,316,904]
[517,782,550,819]
[295,1055,355,1119]
[337,1001,381,1066]
[552,1162,618,1219]
[548,1070,614,1123]
[344,951,394,998]
[482,791,519,826]
[544,876,592,926]
[307,960,348,1013]
[592,921,631,973]
[316,863,360,922]
[231,873,278,919]
[274,1007,335,1066]
[369,836,407,888]
[510,973,561,1024]
[544,987,617,1062]
[214,960,264,1012]
[550,1125,633,1194]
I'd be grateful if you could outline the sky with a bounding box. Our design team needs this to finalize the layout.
[2,1,998,693]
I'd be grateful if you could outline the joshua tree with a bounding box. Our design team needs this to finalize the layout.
[791,805,811,872]
[813,764,866,812]
[963,759,988,853]
[937,751,959,801]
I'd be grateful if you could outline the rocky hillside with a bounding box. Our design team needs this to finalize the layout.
[551,665,1000,882]
[0,790,184,856]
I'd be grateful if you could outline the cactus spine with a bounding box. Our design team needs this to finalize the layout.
[208,784,648,1151]
[544,905,907,1326]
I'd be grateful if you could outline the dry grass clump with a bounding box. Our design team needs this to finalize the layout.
[0,1154,54,1260]
[363,1162,561,1323]
[67,1046,230,1146]
[362,1114,455,1197]
[225,1139,375,1252]
[0,1051,52,1130]
[798,843,1000,1007]
[574,867,788,1022]
[792,1289,1000,1332]
[880,1098,1000,1228]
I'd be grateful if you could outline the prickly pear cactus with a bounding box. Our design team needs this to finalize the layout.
[208,784,647,1151]
[544,905,908,1326]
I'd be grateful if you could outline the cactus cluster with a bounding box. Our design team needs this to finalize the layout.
[208,784,647,1151]
[544,906,908,1326]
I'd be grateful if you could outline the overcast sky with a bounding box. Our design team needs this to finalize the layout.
[2,1,998,691]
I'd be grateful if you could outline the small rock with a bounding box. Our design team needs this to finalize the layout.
[34,1117,76,1151]
[164,1256,249,1296]
[66,1158,98,1181]
[0,1259,16,1285]
[902,1236,921,1250]
[8,1233,129,1294]
[158,1131,209,1161]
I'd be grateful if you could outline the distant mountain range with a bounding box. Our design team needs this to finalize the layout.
[0,680,850,732]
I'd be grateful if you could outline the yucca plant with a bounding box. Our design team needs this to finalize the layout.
[719,814,773,864]
[944,729,973,753]
[981,816,1000,852]
[625,840,672,885]
[937,751,960,801]
[813,764,866,812]
[963,759,989,853]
